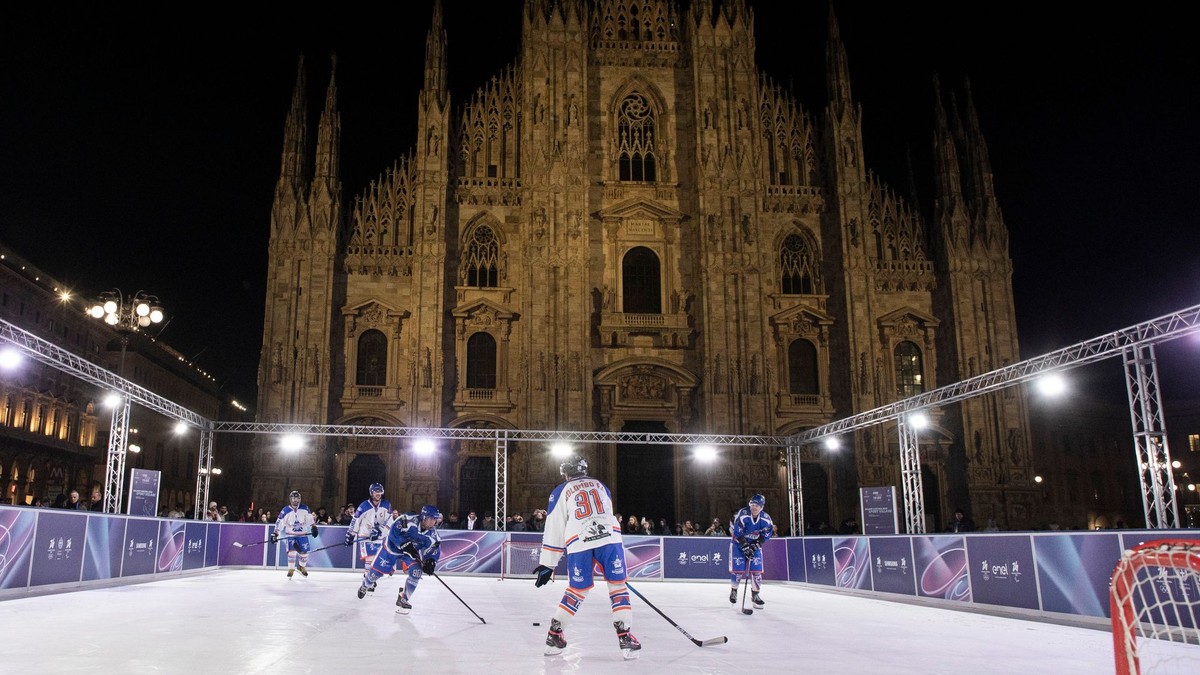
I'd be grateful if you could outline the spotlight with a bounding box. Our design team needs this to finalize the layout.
[103,392,123,408]
[550,442,573,459]
[823,437,841,451]
[693,444,717,461]
[280,434,305,452]
[0,347,22,370]
[908,412,930,430]
[173,421,188,435]
[1036,372,1067,396]
[413,438,436,456]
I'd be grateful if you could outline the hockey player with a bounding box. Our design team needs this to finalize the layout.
[344,483,391,574]
[355,504,442,614]
[533,454,640,660]
[729,493,774,608]
[273,490,318,579]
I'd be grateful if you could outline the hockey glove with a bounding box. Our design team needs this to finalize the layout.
[311,524,319,537]
[740,543,756,559]
[422,558,436,575]
[343,530,356,546]
[270,531,279,544]
[533,565,554,588]
[369,527,382,542]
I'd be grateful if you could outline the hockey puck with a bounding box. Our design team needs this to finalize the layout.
[532,622,541,626]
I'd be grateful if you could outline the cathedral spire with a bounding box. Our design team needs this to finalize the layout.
[962,78,1004,238]
[313,53,340,183]
[825,2,853,115]
[932,76,968,243]
[423,0,449,108]
[277,54,308,196]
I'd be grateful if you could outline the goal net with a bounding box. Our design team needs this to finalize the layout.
[500,540,544,580]
[1111,539,1200,674]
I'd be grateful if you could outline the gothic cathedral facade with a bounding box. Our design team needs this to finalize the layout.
[254,1,1037,532]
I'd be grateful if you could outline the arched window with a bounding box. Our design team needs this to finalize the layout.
[466,332,497,389]
[894,341,924,398]
[356,330,387,386]
[780,233,817,295]
[462,225,499,287]
[617,93,657,182]
[622,246,661,313]
[787,339,818,395]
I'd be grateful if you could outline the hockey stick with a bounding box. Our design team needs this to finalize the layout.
[232,533,310,548]
[429,571,487,624]
[309,537,371,554]
[739,574,754,615]
[626,582,728,647]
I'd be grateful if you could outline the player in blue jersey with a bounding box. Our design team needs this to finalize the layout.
[533,454,640,660]
[355,505,443,614]
[344,483,391,575]
[729,493,773,608]
[272,490,318,579]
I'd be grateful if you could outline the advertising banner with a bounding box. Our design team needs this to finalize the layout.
[1034,532,1121,617]
[860,486,899,535]
[0,507,36,589]
[303,527,354,570]
[204,523,219,567]
[966,534,1038,610]
[121,518,158,577]
[801,537,836,587]
[218,524,270,567]
[182,522,207,571]
[868,537,916,595]
[157,520,185,574]
[439,531,506,574]
[126,468,161,517]
[83,515,125,581]
[785,539,807,583]
[761,538,788,581]
[29,510,87,587]
[623,535,662,579]
[913,535,970,602]
[832,536,871,590]
[663,537,731,579]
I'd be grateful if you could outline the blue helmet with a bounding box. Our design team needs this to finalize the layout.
[369,483,384,495]
[749,494,766,507]
[419,505,442,524]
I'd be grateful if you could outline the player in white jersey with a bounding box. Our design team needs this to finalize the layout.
[273,490,318,579]
[533,454,640,660]
[729,493,773,607]
[344,483,391,573]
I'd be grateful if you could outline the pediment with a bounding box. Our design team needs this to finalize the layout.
[452,297,516,321]
[877,306,940,328]
[769,304,834,327]
[595,197,686,223]
[343,298,406,316]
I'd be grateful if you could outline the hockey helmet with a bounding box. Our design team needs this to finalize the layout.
[289,490,302,504]
[559,454,588,479]
[419,504,443,525]
[749,494,766,508]
[369,482,384,496]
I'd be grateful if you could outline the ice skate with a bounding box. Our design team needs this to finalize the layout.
[544,619,567,656]
[752,591,764,608]
[286,568,294,579]
[356,580,374,599]
[729,588,737,604]
[614,620,641,660]
[395,591,412,614]
[297,565,308,577]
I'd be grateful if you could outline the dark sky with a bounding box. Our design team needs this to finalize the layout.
[2,1,1197,409]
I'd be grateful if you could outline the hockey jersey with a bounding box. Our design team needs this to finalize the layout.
[731,506,774,546]
[382,512,442,563]
[348,498,392,539]
[539,476,622,568]
[274,504,315,538]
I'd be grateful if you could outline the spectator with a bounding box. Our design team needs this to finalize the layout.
[240,507,255,523]
[704,518,728,537]
[510,514,528,532]
[640,517,653,535]
[837,516,859,534]
[259,512,272,523]
[314,507,333,525]
[218,505,232,521]
[206,502,221,521]
[157,505,168,518]
[946,509,975,533]
[337,504,355,525]
[52,493,67,508]
[481,512,496,530]
[31,497,46,508]
[657,518,670,535]
[63,490,85,510]
[530,509,546,532]
[983,518,1000,531]
[625,515,639,533]
[168,503,185,518]
[463,511,482,531]
[682,520,698,536]
[88,487,104,512]
[444,512,461,529]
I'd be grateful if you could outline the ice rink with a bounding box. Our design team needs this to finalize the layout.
[0,568,1133,674]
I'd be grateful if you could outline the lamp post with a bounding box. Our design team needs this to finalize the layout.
[87,290,165,514]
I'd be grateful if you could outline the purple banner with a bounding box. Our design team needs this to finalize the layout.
[204,524,219,567]
[29,510,87,587]
[217,523,270,566]
[1034,532,1121,617]
[860,486,899,535]
[869,537,916,595]
[157,520,185,574]
[122,518,158,577]
[662,537,731,579]
[0,508,36,589]
[802,538,836,587]
[183,522,207,571]
[439,531,505,574]
[304,528,355,570]
[623,536,662,579]
[761,538,788,581]
[914,535,970,601]
[83,514,125,581]
[785,538,807,583]
[833,536,871,590]
[966,534,1038,610]
[127,468,160,517]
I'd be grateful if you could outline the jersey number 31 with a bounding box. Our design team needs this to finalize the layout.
[573,488,606,519]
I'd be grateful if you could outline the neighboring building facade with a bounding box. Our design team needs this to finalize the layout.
[0,241,239,513]
[253,1,1035,530]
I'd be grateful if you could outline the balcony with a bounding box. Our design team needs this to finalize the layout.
[452,387,514,413]
[775,391,834,417]
[598,311,691,348]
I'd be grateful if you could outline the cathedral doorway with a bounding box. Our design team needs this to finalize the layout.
[801,462,831,533]
[922,464,943,531]
[459,456,496,518]
[615,420,674,528]
[347,454,386,506]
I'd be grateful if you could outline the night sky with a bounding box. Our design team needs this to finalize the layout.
[2,1,1197,409]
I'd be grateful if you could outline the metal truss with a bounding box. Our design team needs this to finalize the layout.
[897,421,927,534]
[1124,344,1179,528]
[495,432,508,533]
[194,429,215,520]
[784,445,803,535]
[103,399,131,514]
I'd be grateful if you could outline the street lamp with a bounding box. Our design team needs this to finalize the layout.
[86,289,166,514]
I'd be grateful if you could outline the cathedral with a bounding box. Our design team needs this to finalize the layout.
[253,0,1036,532]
